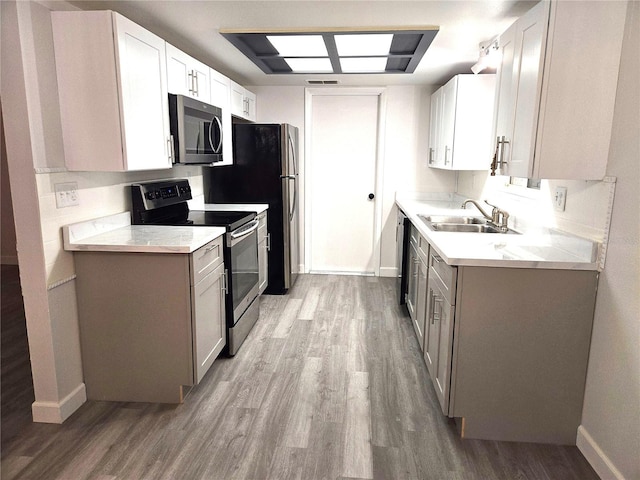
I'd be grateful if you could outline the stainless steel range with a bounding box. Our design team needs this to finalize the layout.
[131,179,259,355]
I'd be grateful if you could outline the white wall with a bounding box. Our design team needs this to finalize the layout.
[577,2,640,479]
[251,84,456,276]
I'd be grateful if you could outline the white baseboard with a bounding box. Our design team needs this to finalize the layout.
[32,383,87,424]
[379,267,398,278]
[576,425,625,480]
[1,255,18,265]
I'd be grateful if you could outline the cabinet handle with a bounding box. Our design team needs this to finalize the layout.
[188,71,195,95]
[266,233,271,251]
[429,148,434,165]
[193,71,199,96]
[205,243,218,253]
[444,146,451,165]
[431,254,442,265]
[432,296,443,324]
[167,136,175,163]
[221,268,228,294]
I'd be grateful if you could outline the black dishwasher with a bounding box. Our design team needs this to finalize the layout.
[396,207,411,305]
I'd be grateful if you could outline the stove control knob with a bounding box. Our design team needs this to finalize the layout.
[145,191,155,200]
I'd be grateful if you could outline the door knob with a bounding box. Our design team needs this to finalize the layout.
[368,193,375,200]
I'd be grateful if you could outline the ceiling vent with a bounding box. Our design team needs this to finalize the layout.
[306,80,340,85]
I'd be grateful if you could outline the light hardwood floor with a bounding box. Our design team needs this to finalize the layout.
[1,272,598,479]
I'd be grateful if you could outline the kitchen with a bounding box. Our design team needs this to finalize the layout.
[1,0,638,479]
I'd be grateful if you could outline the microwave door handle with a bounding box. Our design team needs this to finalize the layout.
[213,116,223,154]
[208,118,215,154]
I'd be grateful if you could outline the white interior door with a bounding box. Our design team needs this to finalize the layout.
[309,93,380,274]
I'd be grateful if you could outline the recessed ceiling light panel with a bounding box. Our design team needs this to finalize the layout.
[267,35,328,57]
[335,34,393,56]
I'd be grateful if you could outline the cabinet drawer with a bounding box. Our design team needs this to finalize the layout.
[429,251,457,304]
[418,235,429,263]
[191,236,223,285]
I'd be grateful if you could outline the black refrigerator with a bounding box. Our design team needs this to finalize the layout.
[204,123,299,294]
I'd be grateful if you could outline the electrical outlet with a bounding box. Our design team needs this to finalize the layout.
[554,186,567,212]
[54,182,79,208]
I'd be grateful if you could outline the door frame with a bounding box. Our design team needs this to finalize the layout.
[304,87,387,276]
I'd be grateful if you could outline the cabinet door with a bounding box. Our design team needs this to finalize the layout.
[423,280,439,376]
[114,14,172,171]
[507,0,548,178]
[245,89,257,122]
[433,295,455,415]
[210,69,233,166]
[439,77,457,168]
[192,263,226,383]
[230,81,246,117]
[257,213,269,294]
[166,43,210,102]
[414,256,429,351]
[492,20,517,175]
[406,240,419,321]
[428,88,442,167]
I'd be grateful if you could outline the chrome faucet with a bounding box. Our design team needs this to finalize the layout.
[461,199,510,232]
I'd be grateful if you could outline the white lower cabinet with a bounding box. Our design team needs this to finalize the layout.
[257,211,269,294]
[73,236,226,403]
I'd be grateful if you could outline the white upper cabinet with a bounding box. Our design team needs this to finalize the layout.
[52,11,172,171]
[492,0,627,180]
[230,80,257,122]
[428,74,496,170]
[210,69,233,166]
[166,43,211,103]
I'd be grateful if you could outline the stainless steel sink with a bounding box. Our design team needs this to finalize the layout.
[417,214,519,234]
[430,223,503,233]
[420,215,486,225]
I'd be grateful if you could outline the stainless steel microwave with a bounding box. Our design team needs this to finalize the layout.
[168,94,223,165]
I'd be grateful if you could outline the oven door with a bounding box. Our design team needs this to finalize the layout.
[228,220,260,325]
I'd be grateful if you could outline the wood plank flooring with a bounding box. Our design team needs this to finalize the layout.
[1,272,599,479]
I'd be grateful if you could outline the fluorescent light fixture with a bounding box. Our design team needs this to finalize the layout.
[335,34,393,56]
[285,57,333,73]
[340,57,388,73]
[267,35,328,57]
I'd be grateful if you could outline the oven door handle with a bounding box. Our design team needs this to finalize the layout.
[229,220,260,244]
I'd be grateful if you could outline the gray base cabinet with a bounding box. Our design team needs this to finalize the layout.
[405,225,598,444]
[74,238,226,403]
[450,266,597,444]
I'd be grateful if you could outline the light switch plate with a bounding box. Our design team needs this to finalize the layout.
[55,182,79,208]
[554,186,567,212]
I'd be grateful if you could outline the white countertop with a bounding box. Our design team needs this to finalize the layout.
[396,195,600,271]
[188,197,269,215]
[63,212,225,254]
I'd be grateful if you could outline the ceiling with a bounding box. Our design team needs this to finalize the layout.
[64,0,537,87]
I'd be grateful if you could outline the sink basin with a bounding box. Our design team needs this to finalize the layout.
[420,215,486,225]
[417,214,519,234]
[430,223,503,233]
